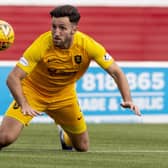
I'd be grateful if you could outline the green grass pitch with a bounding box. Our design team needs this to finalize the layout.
[1,123,168,168]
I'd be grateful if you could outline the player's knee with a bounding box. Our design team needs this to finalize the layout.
[74,140,89,152]
[0,131,15,148]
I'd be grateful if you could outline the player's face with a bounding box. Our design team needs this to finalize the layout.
[51,17,77,49]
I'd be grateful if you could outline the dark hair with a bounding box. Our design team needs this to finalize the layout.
[50,5,81,24]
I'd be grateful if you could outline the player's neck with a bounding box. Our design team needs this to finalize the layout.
[63,37,74,49]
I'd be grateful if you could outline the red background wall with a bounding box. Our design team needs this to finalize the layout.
[0,6,168,61]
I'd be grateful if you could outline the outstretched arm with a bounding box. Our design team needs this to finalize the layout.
[6,66,41,117]
[105,62,141,116]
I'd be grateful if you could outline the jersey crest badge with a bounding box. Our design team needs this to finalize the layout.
[74,55,82,64]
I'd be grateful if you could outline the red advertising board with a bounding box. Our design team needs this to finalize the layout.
[0,6,168,61]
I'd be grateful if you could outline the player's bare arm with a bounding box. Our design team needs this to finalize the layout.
[6,66,41,117]
[106,62,141,116]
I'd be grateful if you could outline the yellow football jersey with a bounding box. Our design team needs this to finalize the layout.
[17,31,114,97]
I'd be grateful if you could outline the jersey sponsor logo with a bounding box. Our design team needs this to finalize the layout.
[47,68,77,76]
[104,53,112,61]
[19,57,29,66]
[74,55,82,64]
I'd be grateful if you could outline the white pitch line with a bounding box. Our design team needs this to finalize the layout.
[88,150,168,153]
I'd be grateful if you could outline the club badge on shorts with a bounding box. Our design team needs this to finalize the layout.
[13,102,20,109]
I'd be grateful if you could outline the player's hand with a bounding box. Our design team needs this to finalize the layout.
[21,103,41,117]
[120,101,141,116]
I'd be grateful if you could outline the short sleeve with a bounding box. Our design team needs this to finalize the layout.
[16,35,43,74]
[86,37,114,69]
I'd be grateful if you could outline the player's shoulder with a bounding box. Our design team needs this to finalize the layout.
[36,31,52,42]
[75,31,105,52]
[75,31,103,47]
[32,31,53,51]
[75,31,93,41]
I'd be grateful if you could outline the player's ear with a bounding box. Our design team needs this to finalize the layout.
[71,24,77,35]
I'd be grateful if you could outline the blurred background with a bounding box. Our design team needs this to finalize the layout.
[0,0,168,123]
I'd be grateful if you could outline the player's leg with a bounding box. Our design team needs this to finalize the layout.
[0,89,47,150]
[47,100,89,152]
[0,116,24,149]
[58,124,89,152]
[0,101,33,149]
[58,125,73,150]
[63,128,89,152]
